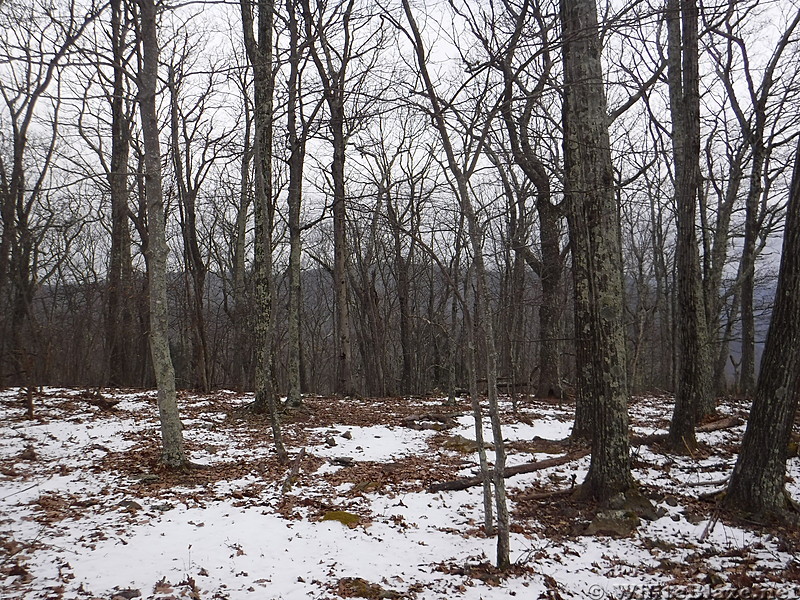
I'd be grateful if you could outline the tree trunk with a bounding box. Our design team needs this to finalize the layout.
[240,0,286,460]
[738,130,768,398]
[560,0,633,501]
[285,0,304,408]
[497,33,564,402]
[168,66,210,392]
[387,196,414,392]
[330,101,356,396]
[537,200,564,400]
[137,0,186,468]
[106,0,136,388]
[724,139,800,518]
[666,0,713,454]
[300,0,357,396]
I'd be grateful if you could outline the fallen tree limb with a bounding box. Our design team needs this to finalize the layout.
[428,449,590,493]
[515,487,575,502]
[696,416,742,432]
[630,416,743,447]
[687,476,730,488]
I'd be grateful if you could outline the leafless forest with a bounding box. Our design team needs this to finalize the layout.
[2,0,800,562]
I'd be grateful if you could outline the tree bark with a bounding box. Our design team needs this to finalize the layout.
[724,139,800,518]
[666,0,713,453]
[285,0,305,408]
[106,0,136,388]
[560,0,633,501]
[137,0,186,468]
[301,0,357,397]
[240,0,286,460]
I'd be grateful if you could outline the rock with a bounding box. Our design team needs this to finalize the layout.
[401,413,459,431]
[622,489,660,521]
[350,480,381,494]
[585,510,641,537]
[325,436,337,447]
[664,495,679,507]
[682,509,704,525]
[18,445,37,461]
[331,457,354,466]
[441,435,493,454]
[131,474,159,484]
[597,489,658,521]
[608,492,626,510]
[110,589,141,600]
[342,431,353,440]
[118,500,142,512]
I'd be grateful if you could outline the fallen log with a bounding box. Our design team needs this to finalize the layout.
[428,449,590,493]
[629,416,743,447]
[515,487,575,502]
[696,416,743,432]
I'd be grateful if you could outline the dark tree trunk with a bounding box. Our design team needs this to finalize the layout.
[666,0,713,454]
[285,0,305,408]
[560,0,633,501]
[105,0,137,388]
[724,139,800,518]
[496,21,564,402]
[330,101,356,396]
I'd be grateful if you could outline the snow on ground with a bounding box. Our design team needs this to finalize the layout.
[1,388,799,599]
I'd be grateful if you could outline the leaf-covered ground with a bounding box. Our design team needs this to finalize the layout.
[1,388,798,599]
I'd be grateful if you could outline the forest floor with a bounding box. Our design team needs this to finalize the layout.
[1,388,799,600]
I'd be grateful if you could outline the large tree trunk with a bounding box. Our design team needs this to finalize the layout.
[560,0,633,501]
[137,0,186,468]
[330,101,357,396]
[724,139,800,518]
[240,0,286,459]
[106,0,137,388]
[666,0,713,454]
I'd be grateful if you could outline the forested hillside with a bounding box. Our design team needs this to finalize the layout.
[2,0,800,592]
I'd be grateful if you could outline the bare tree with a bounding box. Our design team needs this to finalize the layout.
[724,137,800,520]
[0,0,97,393]
[560,0,634,501]
[706,2,800,395]
[136,0,186,467]
[105,0,140,388]
[240,0,287,460]
[165,30,235,391]
[665,0,713,453]
[394,0,511,569]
